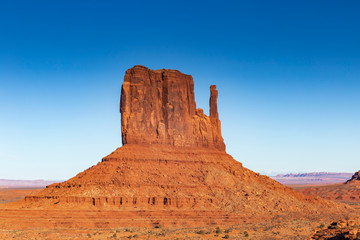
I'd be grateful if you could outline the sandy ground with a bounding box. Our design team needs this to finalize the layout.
[0,206,354,239]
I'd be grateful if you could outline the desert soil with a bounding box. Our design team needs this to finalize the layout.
[1,186,359,239]
[0,207,344,239]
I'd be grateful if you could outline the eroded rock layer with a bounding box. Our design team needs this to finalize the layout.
[22,145,347,216]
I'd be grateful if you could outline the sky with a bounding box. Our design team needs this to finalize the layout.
[0,0,359,180]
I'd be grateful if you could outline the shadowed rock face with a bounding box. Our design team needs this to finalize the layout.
[120,65,225,150]
[345,170,360,184]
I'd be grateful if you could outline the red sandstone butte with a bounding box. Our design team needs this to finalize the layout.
[14,66,349,218]
[121,65,225,150]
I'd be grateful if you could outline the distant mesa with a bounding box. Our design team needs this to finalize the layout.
[272,172,354,186]
[296,170,360,202]
[0,179,62,189]
[15,65,349,219]
[276,172,352,178]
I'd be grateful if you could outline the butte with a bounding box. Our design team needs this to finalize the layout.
[9,65,350,227]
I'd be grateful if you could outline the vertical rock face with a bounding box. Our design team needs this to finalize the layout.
[120,65,225,150]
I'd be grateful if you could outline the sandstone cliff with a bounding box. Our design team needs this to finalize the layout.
[120,65,225,150]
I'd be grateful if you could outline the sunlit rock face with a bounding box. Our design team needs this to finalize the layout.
[120,65,225,150]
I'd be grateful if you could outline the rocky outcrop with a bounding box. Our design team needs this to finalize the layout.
[120,65,225,150]
[345,171,360,185]
[310,217,360,239]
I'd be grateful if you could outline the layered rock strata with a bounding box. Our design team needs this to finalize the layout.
[23,145,344,214]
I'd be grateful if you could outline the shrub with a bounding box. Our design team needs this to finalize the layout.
[223,234,230,239]
[244,231,249,237]
[87,233,91,238]
[196,230,205,235]
[319,223,325,229]
[216,227,222,234]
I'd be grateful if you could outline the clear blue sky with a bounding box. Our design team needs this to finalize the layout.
[1,0,359,179]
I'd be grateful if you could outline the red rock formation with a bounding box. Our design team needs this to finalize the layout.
[120,65,225,150]
[17,66,350,220]
[345,170,360,185]
[310,217,360,239]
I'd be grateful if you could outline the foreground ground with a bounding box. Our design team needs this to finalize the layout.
[0,208,348,240]
[0,205,358,239]
[0,186,359,239]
